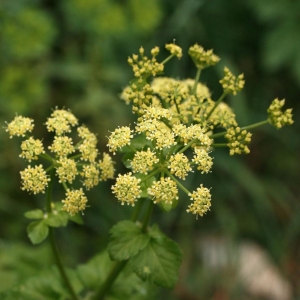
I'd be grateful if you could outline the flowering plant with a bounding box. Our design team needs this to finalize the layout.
[4,43,293,300]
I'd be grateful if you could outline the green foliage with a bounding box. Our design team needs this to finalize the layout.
[108,221,182,289]
[0,0,299,299]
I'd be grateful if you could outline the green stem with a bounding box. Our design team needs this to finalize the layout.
[161,54,175,65]
[141,199,155,233]
[177,139,195,154]
[212,143,228,148]
[164,170,190,195]
[192,69,201,96]
[46,171,80,300]
[93,196,150,299]
[210,120,270,139]
[206,92,227,120]
[130,198,143,222]
[40,152,55,163]
[93,260,127,300]
[49,229,80,300]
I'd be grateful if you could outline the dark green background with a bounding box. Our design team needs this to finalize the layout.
[0,0,299,299]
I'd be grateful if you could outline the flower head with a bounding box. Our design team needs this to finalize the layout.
[219,67,245,95]
[62,188,88,216]
[111,173,142,206]
[188,44,220,70]
[48,136,75,157]
[98,153,115,181]
[187,184,211,218]
[56,157,78,184]
[107,126,133,154]
[127,46,164,80]
[168,153,192,180]
[20,165,50,194]
[225,127,252,155]
[147,177,179,204]
[45,109,78,135]
[192,148,213,174]
[267,98,294,129]
[81,164,99,190]
[131,149,159,174]
[6,115,34,138]
[19,137,45,162]
[165,43,182,59]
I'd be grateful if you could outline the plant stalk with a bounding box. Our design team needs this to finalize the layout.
[46,170,80,300]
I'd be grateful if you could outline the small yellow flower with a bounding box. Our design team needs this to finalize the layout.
[225,127,252,155]
[20,165,50,194]
[62,188,88,216]
[56,157,78,184]
[45,109,78,135]
[77,126,97,143]
[192,148,213,174]
[19,137,45,162]
[168,153,192,180]
[48,136,75,157]
[219,67,245,95]
[107,126,133,154]
[187,184,211,218]
[78,139,98,162]
[111,173,142,206]
[165,43,183,59]
[131,149,159,174]
[267,98,294,129]
[128,47,164,79]
[147,177,179,204]
[81,164,99,190]
[6,115,34,138]
[188,44,220,70]
[210,102,237,129]
[175,124,212,149]
[98,153,115,181]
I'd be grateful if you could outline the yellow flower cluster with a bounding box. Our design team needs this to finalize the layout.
[165,43,183,59]
[147,177,179,204]
[20,137,45,162]
[20,165,50,194]
[107,126,134,154]
[188,44,220,70]
[225,127,252,155]
[127,46,164,81]
[267,98,294,129]
[168,153,192,180]
[61,188,88,216]
[6,108,115,216]
[111,44,293,219]
[131,149,159,174]
[219,67,245,95]
[187,185,211,218]
[111,173,142,206]
[5,115,34,138]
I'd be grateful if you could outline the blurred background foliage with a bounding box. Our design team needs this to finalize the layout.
[0,0,299,299]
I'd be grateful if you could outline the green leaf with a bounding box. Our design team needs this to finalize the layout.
[77,251,115,289]
[122,151,135,168]
[0,266,82,300]
[52,201,84,225]
[44,211,68,228]
[160,198,179,212]
[27,220,49,244]
[68,213,84,225]
[108,220,150,261]
[77,251,157,299]
[129,225,182,288]
[24,209,44,219]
